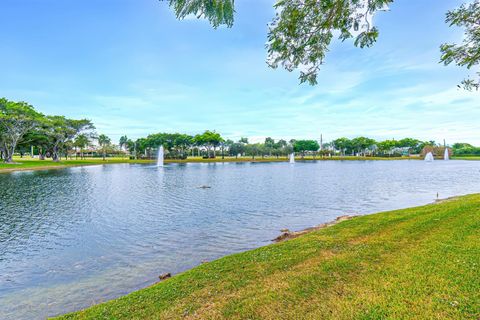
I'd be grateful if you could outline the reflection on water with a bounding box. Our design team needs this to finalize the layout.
[0,160,479,319]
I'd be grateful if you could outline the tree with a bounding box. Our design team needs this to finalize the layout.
[135,138,148,158]
[74,134,91,159]
[453,142,473,149]
[268,0,392,85]
[125,139,136,158]
[293,140,320,158]
[452,142,480,156]
[263,137,275,157]
[21,125,51,160]
[397,138,422,154]
[173,133,193,159]
[245,143,261,160]
[264,137,275,148]
[351,137,376,156]
[166,0,234,28]
[97,134,112,161]
[229,142,245,158]
[45,116,94,162]
[119,135,128,150]
[166,0,476,88]
[440,1,480,90]
[118,135,129,158]
[377,139,398,155]
[273,139,289,158]
[221,139,234,159]
[0,98,42,163]
[194,130,223,158]
[239,137,249,144]
[332,137,352,156]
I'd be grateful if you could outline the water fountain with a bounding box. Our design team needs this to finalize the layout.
[289,153,295,164]
[157,146,164,167]
[424,152,434,162]
[444,148,449,161]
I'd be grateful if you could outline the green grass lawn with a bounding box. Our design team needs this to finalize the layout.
[0,156,420,173]
[452,156,480,161]
[56,194,480,320]
[0,157,153,173]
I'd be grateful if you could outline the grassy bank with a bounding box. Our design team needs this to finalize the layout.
[452,156,480,161]
[57,194,480,319]
[165,156,416,163]
[0,158,153,173]
[0,156,419,173]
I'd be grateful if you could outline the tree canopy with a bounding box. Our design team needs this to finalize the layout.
[293,140,320,154]
[167,0,235,28]
[0,99,42,162]
[0,98,95,163]
[440,1,480,90]
[164,0,479,89]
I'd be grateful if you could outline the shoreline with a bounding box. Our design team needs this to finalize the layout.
[273,195,465,243]
[1,155,475,175]
[0,163,105,174]
[0,156,428,174]
[54,193,480,319]
[272,215,358,242]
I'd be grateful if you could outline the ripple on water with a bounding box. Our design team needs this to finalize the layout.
[0,160,479,319]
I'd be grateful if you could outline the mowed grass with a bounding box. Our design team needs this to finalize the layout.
[0,157,153,173]
[56,194,480,320]
[452,156,480,161]
[0,156,419,173]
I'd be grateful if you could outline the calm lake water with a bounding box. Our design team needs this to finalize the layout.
[1,160,479,319]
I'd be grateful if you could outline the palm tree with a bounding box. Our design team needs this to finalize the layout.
[119,135,129,159]
[97,134,111,161]
[74,134,90,160]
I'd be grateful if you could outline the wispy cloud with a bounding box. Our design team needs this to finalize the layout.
[0,0,478,145]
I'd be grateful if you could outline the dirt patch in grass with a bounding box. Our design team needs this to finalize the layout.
[273,215,358,243]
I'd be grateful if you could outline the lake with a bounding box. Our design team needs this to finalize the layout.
[1,160,479,319]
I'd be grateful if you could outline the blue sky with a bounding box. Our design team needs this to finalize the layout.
[1,0,478,144]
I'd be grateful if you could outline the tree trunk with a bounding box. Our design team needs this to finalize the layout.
[38,147,45,160]
[4,145,15,163]
[4,154,14,163]
[52,145,60,162]
[3,142,16,163]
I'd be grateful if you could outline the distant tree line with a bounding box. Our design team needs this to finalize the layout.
[122,132,476,160]
[120,132,295,160]
[2,98,479,163]
[451,143,480,156]
[330,137,433,157]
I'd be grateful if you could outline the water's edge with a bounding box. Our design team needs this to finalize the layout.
[0,157,423,174]
[56,194,470,318]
